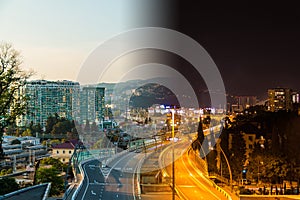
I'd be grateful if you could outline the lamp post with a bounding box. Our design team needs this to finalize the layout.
[171,109,175,200]
[220,147,233,191]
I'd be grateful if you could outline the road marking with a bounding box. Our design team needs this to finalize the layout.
[177,185,197,188]
[181,153,222,200]
[100,167,111,179]
[82,163,91,200]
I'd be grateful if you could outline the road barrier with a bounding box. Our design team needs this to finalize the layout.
[187,147,233,200]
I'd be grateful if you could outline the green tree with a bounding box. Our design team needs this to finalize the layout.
[229,131,246,180]
[0,177,19,195]
[6,168,13,174]
[40,157,65,171]
[51,120,73,135]
[32,123,43,135]
[51,122,64,135]
[0,169,7,175]
[0,42,32,159]
[50,139,60,146]
[45,115,58,134]
[22,128,32,136]
[5,123,16,135]
[11,139,21,145]
[71,120,78,132]
[35,167,64,196]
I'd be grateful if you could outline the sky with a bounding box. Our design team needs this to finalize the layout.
[0,0,132,80]
[175,1,300,98]
[1,1,300,99]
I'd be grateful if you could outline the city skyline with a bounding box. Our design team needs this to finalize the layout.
[1,1,300,99]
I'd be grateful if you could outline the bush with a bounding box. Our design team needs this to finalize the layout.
[0,177,19,195]
[0,169,7,175]
[11,139,21,145]
[239,187,254,195]
[6,168,13,174]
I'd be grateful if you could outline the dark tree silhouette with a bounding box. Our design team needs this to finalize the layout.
[0,43,32,158]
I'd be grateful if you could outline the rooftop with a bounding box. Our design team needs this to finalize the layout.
[52,139,82,149]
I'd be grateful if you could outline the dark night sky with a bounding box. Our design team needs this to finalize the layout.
[173,1,300,99]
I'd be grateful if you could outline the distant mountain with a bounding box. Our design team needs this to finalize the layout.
[129,83,179,108]
[97,78,212,108]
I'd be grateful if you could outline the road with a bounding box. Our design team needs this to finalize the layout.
[73,151,145,200]
[160,140,230,200]
[72,125,230,200]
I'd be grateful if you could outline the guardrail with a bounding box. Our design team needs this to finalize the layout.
[209,172,229,184]
[63,184,76,200]
[187,147,232,200]
[71,138,159,200]
[71,158,91,200]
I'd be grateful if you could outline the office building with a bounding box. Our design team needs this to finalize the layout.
[235,96,257,110]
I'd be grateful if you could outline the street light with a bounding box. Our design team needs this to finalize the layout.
[215,139,233,192]
[171,108,175,200]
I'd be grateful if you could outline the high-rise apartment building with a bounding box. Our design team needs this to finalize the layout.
[233,96,257,112]
[21,80,80,127]
[268,88,294,112]
[79,86,105,124]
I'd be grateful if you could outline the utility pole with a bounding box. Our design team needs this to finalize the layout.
[171,109,175,200]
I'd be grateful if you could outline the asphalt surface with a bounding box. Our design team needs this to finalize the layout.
[161,140,230,200]
[73,151,145,200]
[73,135,232,200]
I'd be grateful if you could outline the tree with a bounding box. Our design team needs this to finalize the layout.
[50,139,60,145]
[40,157,65,171]
[0,42,32,159]
[22,128,32,136]
[5,123,16,135]
[51,120,73,135]
[45,115,58,134]
[192,118,209,158]
[35,167,64,196]
[0,177,19,195]
[11,139,21,145]
[229,131,246,180]
[32,123,43,135]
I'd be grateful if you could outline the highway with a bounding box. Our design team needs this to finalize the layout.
[72,125,231,200]
[160,140,231,200]
[73,151,145,200]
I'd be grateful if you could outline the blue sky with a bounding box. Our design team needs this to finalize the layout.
[0,0,135,81]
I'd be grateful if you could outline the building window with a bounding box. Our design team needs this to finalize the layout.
[57,150,59,154]
[69,151,72,154]
[63,150,65,154]
[249,144,253,149]
[62,158,65,162]
[248,136,253,142]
